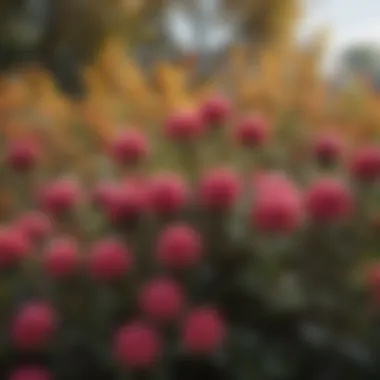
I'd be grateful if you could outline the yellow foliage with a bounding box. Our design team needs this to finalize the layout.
[1,0,379,148]
[153,62,194,113]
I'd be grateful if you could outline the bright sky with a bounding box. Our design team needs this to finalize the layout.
[168,0,380,73]
[300,0,380,72]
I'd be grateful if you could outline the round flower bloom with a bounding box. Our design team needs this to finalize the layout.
[110,129,149,165]
[38,179,80,215]
[8,366,52,380]
[0,226,30,269]
[43,237,80,278]
[14,211,52,243]
[200,96,231,126]
[313,132,343,164]
[88,238,133,281]
[104,182,147,224]
[114,322,161,368]
[182,308,225,354]
[252,174,302,233]
[199,168,240,211]
[148,174,189,215]
[11,302,58,350]
[156,224,202,270]
[349,146,380,181]
[164,109,204,142]
[305,177,353,222]
[235,114,269,147]
[139,277,184,322]
[5,139,40,171]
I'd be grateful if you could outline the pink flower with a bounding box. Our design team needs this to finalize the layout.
[148,174,189,215]
[104,182,147,223]
[38,179,80,215]
[313,132,343,164]
[182,308,225,354]
[199,168,240,211]
[114,322,161,368]
[200,96,231,126]
[6,139,40,171]
[43,237,80,278]
[164,109,204,142]
[0,226,30,268]
[252,173,302,233]
[8,366,51,380]
[139,277,184,322]
[349,146,380,181]
[235,114,269,147]
[109,129,149,165]
[11,302,58,350]
[156,224,202,270]
[88,238,133,281]
[305,177,353,222]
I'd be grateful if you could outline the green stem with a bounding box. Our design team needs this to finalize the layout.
[177,142,201,185]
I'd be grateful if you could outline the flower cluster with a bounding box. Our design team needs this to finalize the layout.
[1,95,380,380]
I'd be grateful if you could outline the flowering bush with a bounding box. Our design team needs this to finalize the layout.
[1,94,380,380]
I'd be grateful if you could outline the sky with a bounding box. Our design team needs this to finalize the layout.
[300,0,380,72]
[167,0,380,73]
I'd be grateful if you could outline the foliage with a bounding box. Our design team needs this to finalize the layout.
[1,2,380,379]
[1,89,380,379]
[338,43,380,90]
[0,0,302,96]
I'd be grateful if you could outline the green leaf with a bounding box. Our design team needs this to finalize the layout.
[260,345,297,379]
[229,326,261,380]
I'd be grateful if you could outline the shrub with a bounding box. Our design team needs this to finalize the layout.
[0,96,380,380]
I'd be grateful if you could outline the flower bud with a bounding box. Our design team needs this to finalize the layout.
[148,174,189,216]
[156,224,202,270]
[43,236,80,278]
[88,238,133,281]
[349,146,380,182]
[114,322,161,368]
[305,177,353,222]
[104,182,147,224]
[8,366,52,380]
[313,132,343,165]
[182,308,225,354]
[139,277,184,322]
[199,168,240,211]
[11,302,58,351]
[252,173,302,233]
[6,139,40,171]
[0,226,30,269]
[235,114,269,147]
[109,129,149,165]
[164,109,204,142]
[200,96,231,126]
[38,179,81,215]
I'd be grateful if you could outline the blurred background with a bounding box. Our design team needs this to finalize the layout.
[1,0,380,161]
[2,0,380,94]
[2,2,380,380]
